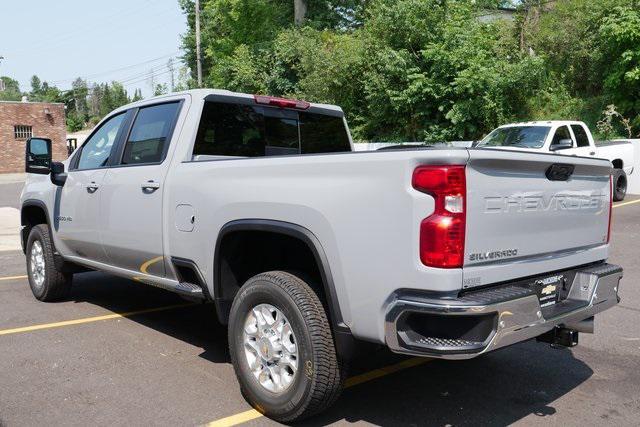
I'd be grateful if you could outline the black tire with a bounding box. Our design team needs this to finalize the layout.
[26,224,72,301]
[228,271,343,422]
[613,169,627,202]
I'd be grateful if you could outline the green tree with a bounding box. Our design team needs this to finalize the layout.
[0,76,21,101]
[177,0,640,141]
[154,83,169,96]
[598,5,640,131]
[132,88,144,102]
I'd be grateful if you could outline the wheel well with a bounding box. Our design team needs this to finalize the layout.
[216,230,327,320]
[612,159,623,169]
[21,204,48,253]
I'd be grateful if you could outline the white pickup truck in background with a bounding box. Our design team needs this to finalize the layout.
[476,121,635,201]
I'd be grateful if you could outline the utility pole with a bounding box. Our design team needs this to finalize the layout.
[294,0,307,26]
[195,0,203,87]
[168,58,175,92]
[0,56,5,92]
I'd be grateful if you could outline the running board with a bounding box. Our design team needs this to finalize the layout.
[175,282,206,298]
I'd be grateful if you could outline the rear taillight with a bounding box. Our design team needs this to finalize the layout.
[254,94,310,110]
[413,165,466,268]
[607,174,613,243]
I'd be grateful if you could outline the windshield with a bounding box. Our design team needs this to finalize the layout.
[478,126,551,149]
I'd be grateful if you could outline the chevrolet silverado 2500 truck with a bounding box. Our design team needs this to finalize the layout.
[21,90,623,422]
[476,120,635,201]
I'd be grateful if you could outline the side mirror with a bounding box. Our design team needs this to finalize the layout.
[25,137,52,174]
[50,161,67,187]
[550,138,573,152]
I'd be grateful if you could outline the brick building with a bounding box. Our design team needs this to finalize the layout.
[0,101,67,173]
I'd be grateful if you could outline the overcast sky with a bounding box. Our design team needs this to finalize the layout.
[0,0,187,98]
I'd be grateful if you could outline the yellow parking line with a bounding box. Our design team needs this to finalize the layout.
[205,357,431,426]
[0,275,27,281]
[206,410,264,427]
[0,303,195,336]
[613,199,640,209]
[344,356,430,388]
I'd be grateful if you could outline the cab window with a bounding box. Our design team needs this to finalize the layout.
[571,124,590,148]
[550,126,573,149]
[76,113,126,170]
[121,102,181,165]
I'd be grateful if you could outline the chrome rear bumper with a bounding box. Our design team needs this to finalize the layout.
[385,263,623,359]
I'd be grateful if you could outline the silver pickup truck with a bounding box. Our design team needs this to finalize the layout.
[20,89,623,422]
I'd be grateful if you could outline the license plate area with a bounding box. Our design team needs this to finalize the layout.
[531,274,566,308]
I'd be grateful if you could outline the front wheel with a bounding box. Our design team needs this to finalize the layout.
[228,271,343,422]
[26,224,72,301]
[613,169,627,202]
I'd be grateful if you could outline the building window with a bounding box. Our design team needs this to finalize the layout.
[14,125,33,140]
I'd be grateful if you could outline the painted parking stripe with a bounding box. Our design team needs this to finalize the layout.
[205,357,432,427]
[613,199,640,208]
[0,303,195,336]
[0,274,27,281]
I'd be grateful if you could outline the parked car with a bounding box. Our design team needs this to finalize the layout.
[21,90,623,422]
[476,120,634,200]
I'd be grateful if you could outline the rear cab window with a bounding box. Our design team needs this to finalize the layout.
[571,124,590,148]
[192,100,351,159]
[121,102,181,165]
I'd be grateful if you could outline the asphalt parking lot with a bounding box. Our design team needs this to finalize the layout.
[1,180,639,427]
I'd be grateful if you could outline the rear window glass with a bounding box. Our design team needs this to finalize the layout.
[192,101,350,158]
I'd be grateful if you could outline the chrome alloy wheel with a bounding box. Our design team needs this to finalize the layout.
[30,240,46,289]
[243,304,298,394]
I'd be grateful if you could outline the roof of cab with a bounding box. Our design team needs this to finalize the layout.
[497,120,586,128]
[113,88,343,114]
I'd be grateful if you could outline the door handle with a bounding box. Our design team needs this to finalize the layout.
[590,151,596,155]
[141,180,161,192]
[86,182,99,193]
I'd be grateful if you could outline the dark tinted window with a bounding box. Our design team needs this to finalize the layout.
[121,103,180,165]
[571,124,590,147]
[193,101,350,158]
[299,112,351,154]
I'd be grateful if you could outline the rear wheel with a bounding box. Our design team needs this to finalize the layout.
[228,271,343,422]
[26,224,72,301]
[613,169,627,202]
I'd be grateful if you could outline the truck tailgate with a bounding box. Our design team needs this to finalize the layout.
[463,149,612,288]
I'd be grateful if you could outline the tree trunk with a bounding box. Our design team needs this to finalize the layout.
[294,0,307,26]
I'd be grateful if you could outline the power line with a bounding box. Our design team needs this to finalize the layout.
[49,52,178,85]
[3,0,163,57]
[107,59,178,85]
[123,69,174,88]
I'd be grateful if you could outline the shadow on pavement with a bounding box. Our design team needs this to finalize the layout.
[68,271,594,426]
[68,271,230,363]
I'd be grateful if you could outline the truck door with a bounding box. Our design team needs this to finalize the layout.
[98,102,182,277]
[56,112,129,262]
[570,124,596,157]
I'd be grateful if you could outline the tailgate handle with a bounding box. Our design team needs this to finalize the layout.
[546,164,575,181]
